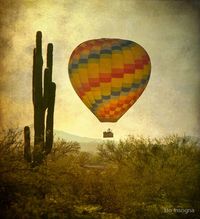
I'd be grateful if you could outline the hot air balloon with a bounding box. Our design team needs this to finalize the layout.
[68,39,151,126]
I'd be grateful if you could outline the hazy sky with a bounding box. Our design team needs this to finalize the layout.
[0,0,200,139]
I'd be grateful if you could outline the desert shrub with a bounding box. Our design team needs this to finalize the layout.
[97,135,200,219]
[1,129,199,219]
[0,129,83,218]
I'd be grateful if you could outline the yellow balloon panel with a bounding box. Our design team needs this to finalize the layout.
[68,39,151,122]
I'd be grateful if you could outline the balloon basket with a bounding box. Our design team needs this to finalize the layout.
[103,129,114,138]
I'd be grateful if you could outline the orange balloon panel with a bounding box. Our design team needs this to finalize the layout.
[68,39,151,122]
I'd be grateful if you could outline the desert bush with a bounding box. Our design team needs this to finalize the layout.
[97,135,200,219]
[0,129,83,218]
[1,129,199,219]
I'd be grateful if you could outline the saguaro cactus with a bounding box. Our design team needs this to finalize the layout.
[24,31,56,165]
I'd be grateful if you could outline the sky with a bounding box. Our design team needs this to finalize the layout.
[0,0,200,140]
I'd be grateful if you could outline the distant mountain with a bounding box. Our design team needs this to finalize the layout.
[54,130,102,143]
[54,130,103,152]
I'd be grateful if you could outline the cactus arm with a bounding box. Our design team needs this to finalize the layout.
[24,126,31,162]
[43,68,50,109]
[44,43,55,155]
[47,43,53,81]
[44,43,53,109]
[45,82,56,154]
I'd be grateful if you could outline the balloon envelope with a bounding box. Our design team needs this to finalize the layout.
[68,39,151,122]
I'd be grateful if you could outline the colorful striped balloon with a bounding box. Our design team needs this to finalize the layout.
[68,39,151,122]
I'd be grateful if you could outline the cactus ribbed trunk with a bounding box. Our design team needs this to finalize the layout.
[24,31,56,165]
[33,31,45,163]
